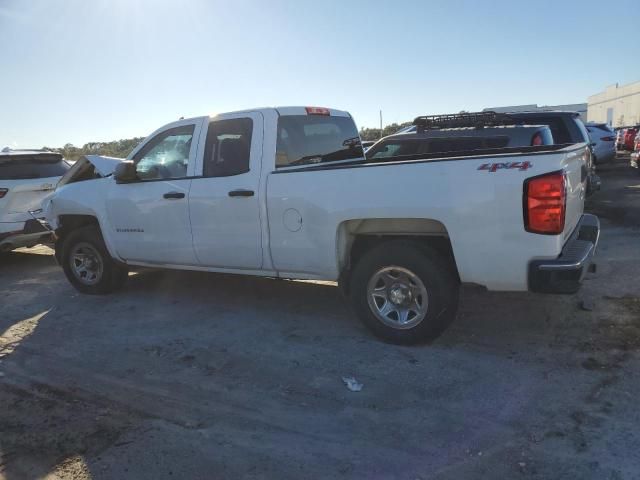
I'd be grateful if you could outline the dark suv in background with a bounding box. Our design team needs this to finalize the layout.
[508,111,600,194]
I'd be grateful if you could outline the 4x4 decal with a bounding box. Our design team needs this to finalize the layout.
[478,161,533,172]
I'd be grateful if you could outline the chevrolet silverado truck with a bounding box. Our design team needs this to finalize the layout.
[44,108,600,344]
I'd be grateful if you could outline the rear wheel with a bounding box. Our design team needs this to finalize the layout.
[61,226,128,294]
[350,241,459,345]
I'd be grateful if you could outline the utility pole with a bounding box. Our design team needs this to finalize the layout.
[379,110,383,139]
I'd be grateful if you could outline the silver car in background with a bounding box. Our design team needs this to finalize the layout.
[585,123,616,164]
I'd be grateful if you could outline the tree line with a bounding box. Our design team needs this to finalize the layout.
[358,122,412,141]
[42,138,145,161]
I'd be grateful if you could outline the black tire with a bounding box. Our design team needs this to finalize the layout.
[349,240,459,345]
[61,226,128,294]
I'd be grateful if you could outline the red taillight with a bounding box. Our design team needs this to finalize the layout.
[600,136,615,141]
[0,188,8,199]
[524,172,566,234]
[305,106,330,116]
[531,132,543,146]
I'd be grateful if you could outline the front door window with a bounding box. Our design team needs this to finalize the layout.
[133,125,195,180]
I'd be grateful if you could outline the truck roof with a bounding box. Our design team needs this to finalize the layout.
[205,106,351,120]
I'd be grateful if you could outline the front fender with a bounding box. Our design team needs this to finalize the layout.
[47,179,124,263]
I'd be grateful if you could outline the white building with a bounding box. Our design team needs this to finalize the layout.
[587,81,640,127]
[483,103,587,121]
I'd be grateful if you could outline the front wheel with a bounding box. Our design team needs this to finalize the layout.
[61,226,128,294]
[349,241,459,345]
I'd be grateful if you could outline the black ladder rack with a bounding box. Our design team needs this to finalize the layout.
[412,111,517,131]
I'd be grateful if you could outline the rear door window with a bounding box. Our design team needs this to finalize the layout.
[0,155,69,180]
[203,118,253,177]
[276,115,364,168]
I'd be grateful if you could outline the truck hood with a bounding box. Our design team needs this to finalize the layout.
[81,155,125,176]
[42,155,124,229]
[56,155,125,189]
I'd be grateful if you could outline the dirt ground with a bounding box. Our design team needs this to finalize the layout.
[1,155,639,480]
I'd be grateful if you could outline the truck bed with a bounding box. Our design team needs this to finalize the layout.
[267,143,589,290]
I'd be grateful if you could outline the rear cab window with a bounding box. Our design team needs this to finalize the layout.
[276,114,364,168]
[0,153,69,180]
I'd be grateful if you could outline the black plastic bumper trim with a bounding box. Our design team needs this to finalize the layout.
[529,214,600,294]
[0,219,51,243]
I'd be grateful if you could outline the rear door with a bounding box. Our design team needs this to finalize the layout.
[0,154,68,223]
[189,111,264,269]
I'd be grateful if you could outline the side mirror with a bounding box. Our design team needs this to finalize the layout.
[114,161,138,184]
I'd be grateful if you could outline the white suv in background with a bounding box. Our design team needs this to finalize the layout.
[585,123,616,164]
[0,149,69,252]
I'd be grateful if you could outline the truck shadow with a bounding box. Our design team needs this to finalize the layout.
[0,250,57,269]
[122,268,568,349]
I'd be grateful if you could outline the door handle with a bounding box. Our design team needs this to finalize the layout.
[163,191,185,199]
[228,189,254,197]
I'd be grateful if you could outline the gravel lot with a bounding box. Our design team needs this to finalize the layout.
[1,156,639,480]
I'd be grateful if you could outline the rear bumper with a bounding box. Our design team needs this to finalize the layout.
[0,219,52,250]
[528,214,600,294]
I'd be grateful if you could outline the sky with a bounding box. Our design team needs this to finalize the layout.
[0,0,638,148]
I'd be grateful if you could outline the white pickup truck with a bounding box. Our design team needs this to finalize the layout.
[44,107,599,344]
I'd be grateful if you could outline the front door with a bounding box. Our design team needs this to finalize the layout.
[189,112,264,269]
[106,118,205,265]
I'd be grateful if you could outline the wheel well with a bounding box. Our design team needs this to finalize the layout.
[337,219,460,292]
[54,215,100,262]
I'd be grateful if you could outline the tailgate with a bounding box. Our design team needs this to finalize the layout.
[560,146,589,240]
